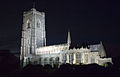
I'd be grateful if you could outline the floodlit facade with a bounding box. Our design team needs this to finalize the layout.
[20,8,112,67]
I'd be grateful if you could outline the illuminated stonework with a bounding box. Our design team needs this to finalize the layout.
[20,8,112,67]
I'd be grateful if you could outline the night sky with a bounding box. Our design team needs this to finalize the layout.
[0,0,120,57]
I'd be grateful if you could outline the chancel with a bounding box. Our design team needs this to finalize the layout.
[20,8,112,67]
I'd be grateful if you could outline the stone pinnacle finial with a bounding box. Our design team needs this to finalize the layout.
[33,1,35,8]
[99,41,106,58]
[31,2,36,11]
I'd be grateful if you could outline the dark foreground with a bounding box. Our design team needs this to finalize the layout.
[0,52,120,77]
[0,63,120,77]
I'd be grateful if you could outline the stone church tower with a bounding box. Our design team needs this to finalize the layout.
[20,8,46,65]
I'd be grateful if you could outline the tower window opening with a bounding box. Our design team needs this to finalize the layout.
[27,23,31,28]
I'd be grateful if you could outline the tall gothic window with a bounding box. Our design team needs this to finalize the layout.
[63,54,67,64]
[85,54,88,63]
[76,53,81,63]
[91,56,95,63]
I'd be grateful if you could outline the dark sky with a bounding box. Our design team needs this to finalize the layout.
[0,0,120,57]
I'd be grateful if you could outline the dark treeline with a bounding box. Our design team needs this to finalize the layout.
[17,63,119,77]
[0,52,120,77]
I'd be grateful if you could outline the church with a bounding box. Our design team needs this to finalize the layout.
[20,8,112,67]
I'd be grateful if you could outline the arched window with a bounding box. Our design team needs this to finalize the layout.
[63,54,67,64]
[55,57,59,64]
[39,58,42,64]
[76,52,81,63]
[91,56,95,63]
[27,20,31,29]
[44,58,48,65]
[85,54,88,63]
[49,58,54,65]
